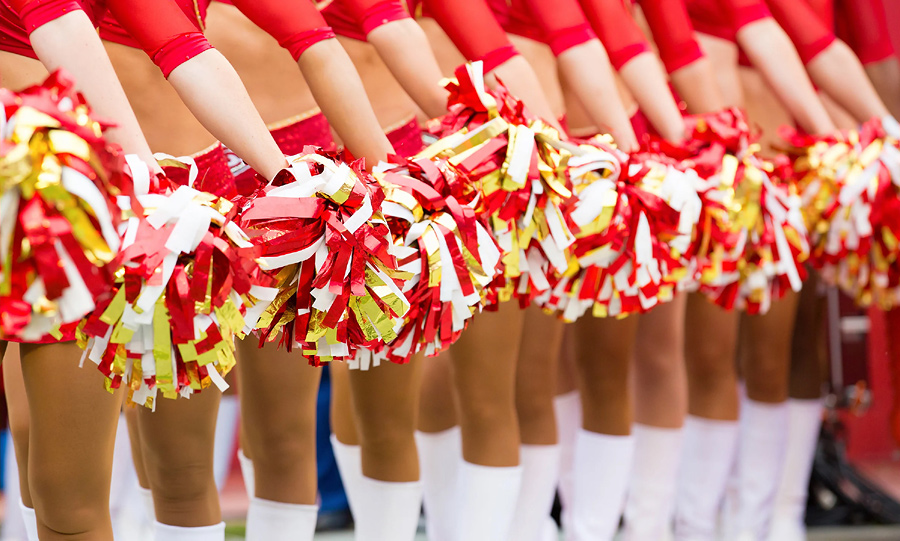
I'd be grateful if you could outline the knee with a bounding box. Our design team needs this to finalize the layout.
[744,358,790,402]
[147,457,214,507]
[31,469,108,536]
[250,427,315,477]
[459,400,517,435]
[686,347,734,393]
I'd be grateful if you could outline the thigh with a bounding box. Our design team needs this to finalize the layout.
[515,307,565,444]
[450,301,526,407]
[684,294,739,377]
[417,350,458,433]
[21,342,122,537]
[3,344,32,506]
[740,289,800,403]
[348,356,423,435]
[329,361,359,444]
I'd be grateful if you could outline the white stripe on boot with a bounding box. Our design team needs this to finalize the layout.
[237,449,255,499]
[330,435,363,517]
[213,395,239,492]
[508,444,561,541]
[153,521,225,541]
[571,430,635,541]
[453,461,523,541]
[354,477,423,541]
[416,427,462,541]
[246,498,317,541]
[768,399,823,541]
[674,416,739,541]
[623,424,683,541]
[735,400,790,540]
[19,500,38,541]
[554,391,581,541]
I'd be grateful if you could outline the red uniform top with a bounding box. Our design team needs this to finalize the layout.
[409,0,518,72]
[320,0,410,41]
[4,0,212,76]
[835,0,895,65]
[488,0,596,57]
[637,0,705,73]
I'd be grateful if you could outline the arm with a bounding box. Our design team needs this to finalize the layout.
[342,0,447,119]
[228,0,394,165]
[23,9,159,170]
[719,0,835,133]
[638,0,728,114]
[766,0,888,123]
[578,0,687,143]
[520,0,639,149]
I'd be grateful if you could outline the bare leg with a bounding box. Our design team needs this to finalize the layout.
[684,295,740,420]
[348,359,423,482]
[417,351,458,434]
[3,344,32,509]
[330,361,360,445]
[516,308,565,446]
[633,293,688,428]
[22,342,123,540]
[137,388,222,527]
[237,341,321,504]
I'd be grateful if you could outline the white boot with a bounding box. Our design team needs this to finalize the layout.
[454,461,523,541]
[20,500,38,541]
[674,416,739,541]
[237,449,255,498]
[734,400,790,540]
[213,395,240,492]
[571,430,635,541]
[554,391,581,540]
[354,477,423,541]
[508,444,561,541]
[153,521,225,541]
[768,399,823,541]
[140,487,157,534]
[416,427,462,541]
[623,424,683,541]
[331,435,364,516]
[246,498,317,541]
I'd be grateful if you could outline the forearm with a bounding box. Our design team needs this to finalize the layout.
[557,41,638,150]
[368,19,448,119]
[167,49,287,180]
[866,58,900,120]
[489,55,563,131]
[297,39,394,166]
[807,40,889,124]
[737,19,835,134]
[29,12,158,170]
[669,58,728,115]
[619,53,686,143]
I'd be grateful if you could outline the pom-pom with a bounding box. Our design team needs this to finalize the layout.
[78,174,277,408]
[785,118,900,308]
[0,71,129,341]
[240,151,412,365]
[366,155,502,366]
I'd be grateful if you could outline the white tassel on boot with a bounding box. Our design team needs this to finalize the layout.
[237,449,255,499]
[416,427,462,541]
[245,498,317,541]
[331,435,364,516]
[508,444,561,541]
[19,500,38,541]
[623,424,683,541]
[768,399,823,541]
[153,521,225,541]
[353,477,423,541]
[734,400,790,540]
[213,395,240,492]
[674,416,739,541]
[554,391,581,540]
[453,461,523,541]
[571,430,635,541]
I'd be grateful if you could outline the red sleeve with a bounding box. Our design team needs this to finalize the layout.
[353,0,409,35]
[105,0,212,77]
[579,0,652,70]
[835,0,895,65]
[720,0,771,30]
[516,0,596,57]
[764,0,835,64]
[639,0,705,73]
[228,0,335,61]
[421,0,518,71]
[11,0,98,32]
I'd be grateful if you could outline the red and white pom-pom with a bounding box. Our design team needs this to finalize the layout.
[543,146,701,320]
[239,151,412,365]
[788,117,900,308]
[78,160,277,407]
[0,71,129,341]
[365,156,502,366]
